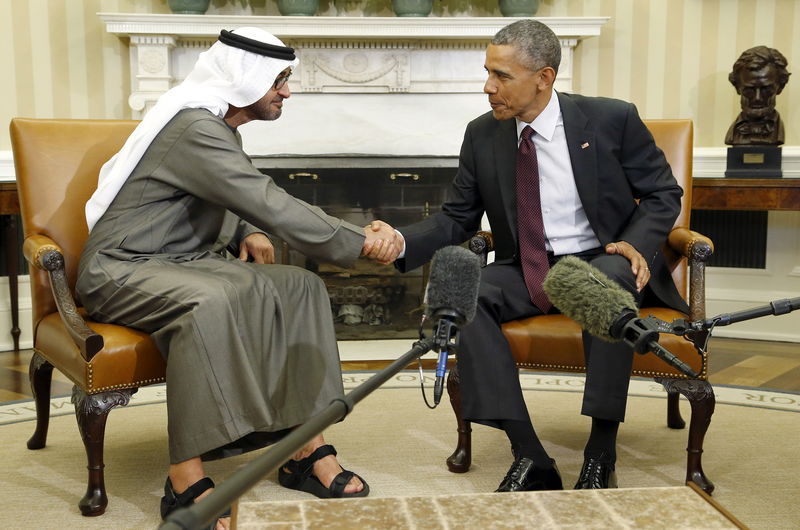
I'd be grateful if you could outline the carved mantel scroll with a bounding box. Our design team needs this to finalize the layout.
[100,13,609,118]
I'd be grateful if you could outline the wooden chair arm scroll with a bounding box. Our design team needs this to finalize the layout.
[468,231,494,265]
[22,234,104,361]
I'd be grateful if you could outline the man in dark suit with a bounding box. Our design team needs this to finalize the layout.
[371,19,686,491]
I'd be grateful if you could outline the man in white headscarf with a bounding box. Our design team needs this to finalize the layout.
[77,27,398,529]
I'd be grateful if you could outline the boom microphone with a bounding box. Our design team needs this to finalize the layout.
[542,256,698,378]
[424,246,481,404]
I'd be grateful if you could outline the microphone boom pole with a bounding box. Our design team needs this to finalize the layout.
[160,336,435,530]
[677,297,800,334]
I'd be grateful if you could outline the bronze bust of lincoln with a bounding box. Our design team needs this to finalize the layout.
[725,46,791,146]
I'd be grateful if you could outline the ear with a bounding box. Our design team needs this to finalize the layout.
[728,72,743,94]
[538,67,556,90]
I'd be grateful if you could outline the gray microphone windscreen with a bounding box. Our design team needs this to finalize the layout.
[424,246,480,323]
[542,256,637,341]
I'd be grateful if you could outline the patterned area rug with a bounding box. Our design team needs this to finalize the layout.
[1,372,798,529]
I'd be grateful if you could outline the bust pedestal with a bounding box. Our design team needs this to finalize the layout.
[725,146,782,178]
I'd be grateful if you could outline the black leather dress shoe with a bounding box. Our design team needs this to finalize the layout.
[495,457,563,492]
[573,457,618,489]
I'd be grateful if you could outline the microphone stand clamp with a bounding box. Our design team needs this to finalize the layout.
[431,308,462,353]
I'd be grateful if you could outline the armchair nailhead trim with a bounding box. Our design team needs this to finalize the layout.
[88,377,167,394]
[86,363,165,393]
[33,350,166,395]
[517,362,583,372]
[516,351,708,380]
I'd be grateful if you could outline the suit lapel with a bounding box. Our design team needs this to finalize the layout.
[494,118,519,242]
[559,93,600,232]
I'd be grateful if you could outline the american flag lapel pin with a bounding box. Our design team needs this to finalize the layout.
[581,142,590,149]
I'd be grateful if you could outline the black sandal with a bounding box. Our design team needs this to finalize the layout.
[160,477,231,529]
[278,444,370,498]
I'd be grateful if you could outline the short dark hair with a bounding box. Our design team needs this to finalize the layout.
[492,20,561,74]
[729,46,791,92]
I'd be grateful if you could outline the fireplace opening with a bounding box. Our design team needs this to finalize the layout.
[256,156,457,339]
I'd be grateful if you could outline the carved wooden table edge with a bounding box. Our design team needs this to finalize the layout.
[691,177,800,211]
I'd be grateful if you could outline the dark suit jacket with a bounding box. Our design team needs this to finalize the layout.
[398,92,688,313]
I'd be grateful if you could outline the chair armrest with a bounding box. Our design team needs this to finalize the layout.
[468,231,494,266]
[667,228,714,323]
[23,235,104,361]
[667,228,714,262]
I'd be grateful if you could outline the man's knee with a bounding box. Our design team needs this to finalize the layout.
[589,254,636,293]
[472,277,509,325]
[289,265,328,296]
[250,263,328,295]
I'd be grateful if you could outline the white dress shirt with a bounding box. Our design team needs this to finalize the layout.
[517,90,600,255]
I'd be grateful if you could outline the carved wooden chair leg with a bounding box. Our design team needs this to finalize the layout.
[666,389,686,429]
[72,387,135,516]
[27,353,54,450]
[446,366,472,473]
[657,378,716,494]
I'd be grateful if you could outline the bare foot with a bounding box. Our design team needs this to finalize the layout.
[291,435,364,495]
[311,454,364,495]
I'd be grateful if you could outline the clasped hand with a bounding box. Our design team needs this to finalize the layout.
[362,220,403,265]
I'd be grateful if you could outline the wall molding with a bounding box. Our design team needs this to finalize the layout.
[0,151,14,182]
[705,286,800,342]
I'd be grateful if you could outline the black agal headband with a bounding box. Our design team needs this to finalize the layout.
[218,30,296,61]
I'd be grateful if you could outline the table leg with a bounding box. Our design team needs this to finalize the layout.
[4,215,20,352]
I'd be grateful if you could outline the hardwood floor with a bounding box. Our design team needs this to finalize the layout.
[0,336,797,404]
[706,337,800,391]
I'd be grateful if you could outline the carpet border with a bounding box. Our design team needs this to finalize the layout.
[1,370,798,427]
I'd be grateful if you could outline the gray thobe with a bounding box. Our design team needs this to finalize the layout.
[76,109,365,463]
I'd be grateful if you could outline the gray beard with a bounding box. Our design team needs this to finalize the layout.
[265,108,282,121]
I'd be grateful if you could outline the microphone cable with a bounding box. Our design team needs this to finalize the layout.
[416,314,440,409]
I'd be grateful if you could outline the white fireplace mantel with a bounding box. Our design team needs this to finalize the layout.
[101,13,608,117]
[99,13,609,39]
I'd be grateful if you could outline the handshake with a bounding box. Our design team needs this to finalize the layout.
[361,220,404,265]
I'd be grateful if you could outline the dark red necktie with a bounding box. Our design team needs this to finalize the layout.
[516,125,551,313]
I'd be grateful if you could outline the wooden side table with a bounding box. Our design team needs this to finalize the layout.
[692,177,800,211]
[0,182,20,352]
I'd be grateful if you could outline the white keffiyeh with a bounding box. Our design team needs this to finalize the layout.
[85,27,298,232]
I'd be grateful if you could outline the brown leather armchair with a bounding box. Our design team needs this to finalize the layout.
[10,118,166,516]
[446,120,718,494]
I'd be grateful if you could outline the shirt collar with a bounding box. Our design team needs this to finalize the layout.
[516,89,561,142]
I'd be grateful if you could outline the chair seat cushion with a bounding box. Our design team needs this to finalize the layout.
[34,311,166,393]
[502,307,706,379]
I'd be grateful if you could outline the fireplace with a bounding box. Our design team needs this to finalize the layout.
[256,156,457,339]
